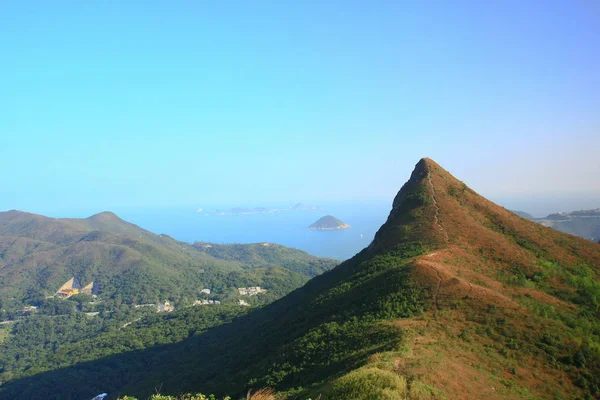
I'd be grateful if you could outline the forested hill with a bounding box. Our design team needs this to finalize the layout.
[193,242,336,277]
[0,210,337,397]
[3,158,599,399]
[0,210,337,311]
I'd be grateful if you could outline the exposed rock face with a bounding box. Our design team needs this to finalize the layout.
[308,215,350,230]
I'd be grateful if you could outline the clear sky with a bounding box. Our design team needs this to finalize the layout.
[1,1,599,215]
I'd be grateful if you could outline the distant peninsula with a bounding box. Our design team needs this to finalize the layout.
[512,208,600,242]
[308,215,350,231]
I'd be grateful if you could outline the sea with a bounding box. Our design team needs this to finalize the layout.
[113,202,392,261]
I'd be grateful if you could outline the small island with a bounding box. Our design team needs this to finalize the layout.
[308,215,351,231]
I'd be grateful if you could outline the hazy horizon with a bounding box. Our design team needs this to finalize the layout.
[4,191,600,222]
[2,2,599,213]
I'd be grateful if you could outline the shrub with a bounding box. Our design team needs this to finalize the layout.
[409,380,446,399]
[328,367,407,400]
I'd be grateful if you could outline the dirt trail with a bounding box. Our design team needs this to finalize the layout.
[427,172,449,245]
[428,265,442,312]
[422,254,443,316]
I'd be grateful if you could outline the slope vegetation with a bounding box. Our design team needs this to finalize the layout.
[0,211,337,308]
[2,158,599,400]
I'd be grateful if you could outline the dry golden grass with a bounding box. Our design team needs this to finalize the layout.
[246,388,281,400]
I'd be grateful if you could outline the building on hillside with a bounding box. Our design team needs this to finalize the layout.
[134,304,156,309]
[157,300,174,313]
[239,299,250,306]
[56,277,82,298]
[56,277,99,298]
[193,299,221,306]
[80,281,100,296]
[238,286,265,296]
[200,288,211,295]
[85,312,100,317]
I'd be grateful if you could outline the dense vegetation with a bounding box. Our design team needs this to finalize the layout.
[0,210,337,395]
[0,305,246,385]
[495,259,600,396]
[193,243,337,277]
[2,159,600,399]
[0,210,337,312]
[0,241,428,399]
[117,389,283,400]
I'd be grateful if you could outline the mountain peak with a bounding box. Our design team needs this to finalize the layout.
[87,211,121,221]
[370,157,600,266]
[415,156,437,169]
[368,158,452,254]
[2,161,599,400]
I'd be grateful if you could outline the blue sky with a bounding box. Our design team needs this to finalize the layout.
[1,1,599,215]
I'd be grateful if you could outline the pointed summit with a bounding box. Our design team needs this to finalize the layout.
[370,157,600,267]
[369,157,453,254]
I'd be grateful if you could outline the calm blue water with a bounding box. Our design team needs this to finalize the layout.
[114,202,391,260]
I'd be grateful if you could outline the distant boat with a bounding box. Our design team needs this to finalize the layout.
[360,233,364,238]
[196,208,203,213]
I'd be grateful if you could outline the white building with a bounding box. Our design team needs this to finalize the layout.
[238,286,265,296]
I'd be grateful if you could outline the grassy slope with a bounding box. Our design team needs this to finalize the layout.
[134,159,599,399]
[1,159,599,399]
[325,158,600,400]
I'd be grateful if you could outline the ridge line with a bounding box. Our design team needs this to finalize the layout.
[427,171,449,245]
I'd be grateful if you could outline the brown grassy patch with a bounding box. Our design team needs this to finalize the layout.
[246,388,281,400]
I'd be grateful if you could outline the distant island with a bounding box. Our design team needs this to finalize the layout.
[291,202,318,211]
[215,207,273,216]
[214,203,319,216]
[308,215,350,230]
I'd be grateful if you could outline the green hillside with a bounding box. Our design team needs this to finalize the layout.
[3,158,599,399]
[0,210,337,394]
[0,210,337,310]
[193,242,337,277]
